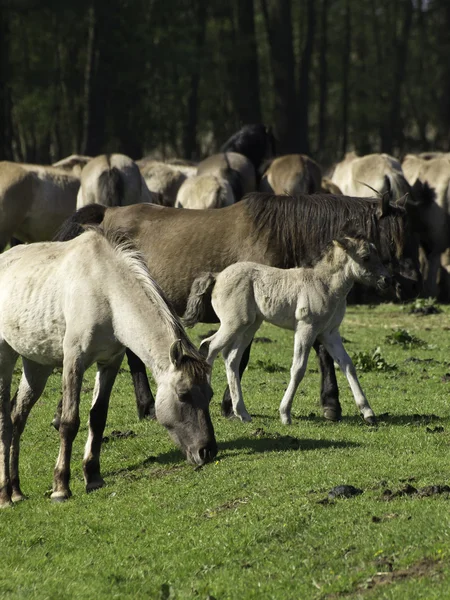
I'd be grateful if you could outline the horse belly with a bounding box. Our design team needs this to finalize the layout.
[257,296,297,330]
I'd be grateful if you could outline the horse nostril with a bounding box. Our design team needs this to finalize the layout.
[198,443,218,464]
[198,447,208,462]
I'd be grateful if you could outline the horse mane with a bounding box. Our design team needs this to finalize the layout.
[86,227,209,378]
[243,193,406,268]
[220,124,272,171]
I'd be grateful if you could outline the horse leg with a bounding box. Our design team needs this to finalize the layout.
[10,360,52,502]
[126,348,156,420]
[313,341,342,421]
[83,356,122,493]
[0,343,17,507]
[221,341,253,418]
[320,332,376,424]
[279,327,313,425]
[51,351,83,502]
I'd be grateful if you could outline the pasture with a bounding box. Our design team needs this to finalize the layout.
[1,303,450,599]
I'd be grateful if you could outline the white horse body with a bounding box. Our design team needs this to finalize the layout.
[184,237,390,424]
[176,173,234,209]
[0,230,216,507]
[77,153,154,208]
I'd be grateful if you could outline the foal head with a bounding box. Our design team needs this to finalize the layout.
[333,235,392,292]
[155,340,217,467]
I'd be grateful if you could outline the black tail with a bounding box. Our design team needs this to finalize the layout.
[98,166,124,207]
[182,273,216,327]
[53,204,107,241]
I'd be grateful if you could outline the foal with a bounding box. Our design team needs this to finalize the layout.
[183,236,391,424]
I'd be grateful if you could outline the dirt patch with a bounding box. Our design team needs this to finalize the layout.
[102,430,137,443]
[382,483,450,500]
[254,336,273,344]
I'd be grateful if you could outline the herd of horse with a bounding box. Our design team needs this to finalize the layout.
[0,123,448,507]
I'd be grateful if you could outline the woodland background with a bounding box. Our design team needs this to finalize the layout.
[0,0,449,167]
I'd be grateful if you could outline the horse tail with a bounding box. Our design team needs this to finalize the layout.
[98,166,124,207]
[53,204,107,241]
[182,273,216,328]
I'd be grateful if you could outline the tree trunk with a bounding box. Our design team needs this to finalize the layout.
[381,0,413,153]
[261,0,297,153]
[317,0,329,159]
[182,0,207,160]
[231,0,261,126]
[341,0,351,155]
[297,0,316,154]
[81,5,99,155]
[0,9,13,161]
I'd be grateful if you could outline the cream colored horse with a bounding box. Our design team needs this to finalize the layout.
[197,152,256,201]
[402,154,450,297]
[184,236,391,424]
[0,161,80,249]
[77,153,154,208]
[53,155,92,176]
[138,160,196,207]
[176,173,234,209]
[260,154,322,195]
[0,228,216,507]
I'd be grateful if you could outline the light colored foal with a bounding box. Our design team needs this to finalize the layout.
[184,236,391,424]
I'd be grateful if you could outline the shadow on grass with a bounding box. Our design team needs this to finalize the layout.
[104,435,361,481]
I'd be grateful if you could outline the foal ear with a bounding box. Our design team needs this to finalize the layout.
[169,339,184,368]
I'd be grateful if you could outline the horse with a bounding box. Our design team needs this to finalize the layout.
[0,161,80,250]
[259,154,322,195]
[76,153,154,209]
[196,124,276,201]
[183,235,391,424]
[138,160,196,207]
[53,154,93,176]
[176,174,235,209]
[402,154,450,298]
[331,152,412,201]
[53,193,422,428]
[0,229,216,507]
[320,178,342,194]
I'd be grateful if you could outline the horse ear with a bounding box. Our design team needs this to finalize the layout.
[169,339,184,368]
[377,192,391,217]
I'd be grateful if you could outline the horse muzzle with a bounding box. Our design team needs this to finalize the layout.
[376,275,393,292]
[187,441,218,467]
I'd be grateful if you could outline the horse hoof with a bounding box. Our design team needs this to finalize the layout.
[238,413,252,423]
[11,492,26,503]
[323,407,342,422]
[280,415,292,425]
[86,479,106,493]
[364,415,377,426]
[0,500,13,509]
[50,492,70,503]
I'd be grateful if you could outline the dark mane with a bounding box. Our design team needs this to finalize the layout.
[179,354,211,380]
[243,193,407,268]
[220,124,274,171]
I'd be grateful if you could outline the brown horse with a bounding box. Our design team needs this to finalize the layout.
[54,193,421,427]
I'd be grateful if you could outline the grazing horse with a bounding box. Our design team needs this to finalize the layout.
[402,154,450,298]
[176,174,235,209]
[77,153,154,209]
[183,236,391,423]
[138,160,196,207]
[0,161,80,249]
[53,193,421,427]
[197,124,276,201]
[0,229,216,507]
[259,154,322,195]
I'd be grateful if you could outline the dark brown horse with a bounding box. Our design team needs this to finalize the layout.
[54,193,421,425]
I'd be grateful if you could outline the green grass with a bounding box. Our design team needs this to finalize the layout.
[2,304,450,599]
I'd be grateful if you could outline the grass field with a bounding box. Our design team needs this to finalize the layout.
[1,303,450,599]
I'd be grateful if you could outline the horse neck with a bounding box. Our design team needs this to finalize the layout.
[313,251,356,299]
[106,267,186,382]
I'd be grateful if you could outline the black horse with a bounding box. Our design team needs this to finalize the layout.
[53,192,421,428]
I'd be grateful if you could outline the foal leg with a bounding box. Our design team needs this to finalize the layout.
[126,349,156,420]
[83,356,123,493]
[51,351,84,502]
[314,341,342,422]
[0,344,17,508]
[221,341,253,418]
[320,332,376,424]
[10,360,52,502]
[279,327,314,425]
